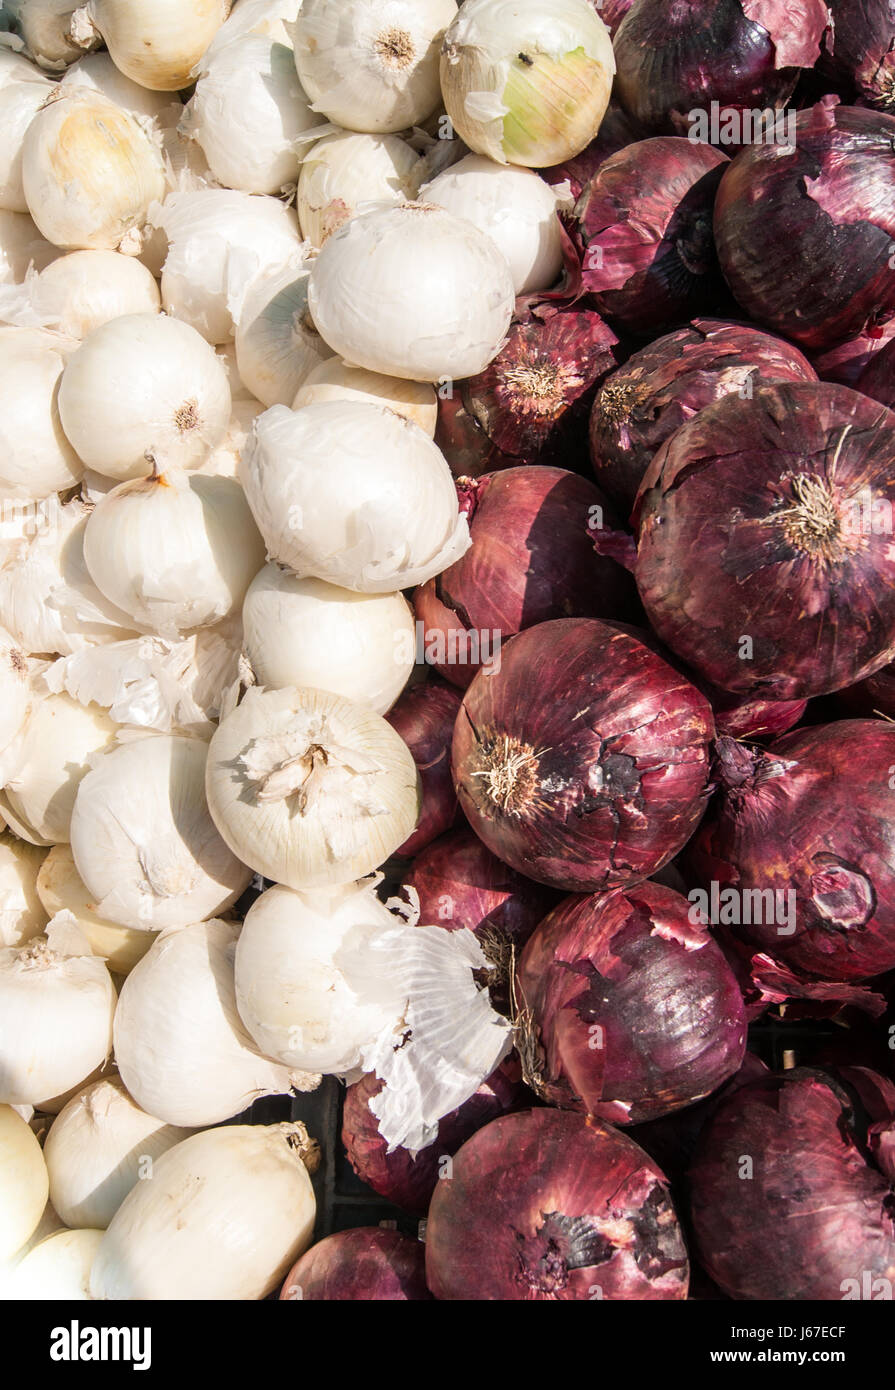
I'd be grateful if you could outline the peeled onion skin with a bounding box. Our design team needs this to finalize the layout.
[516,882,747,1125]
[686,722,895,984]
[425,1108,689,1300]
[452,618,714,894]
[280,1228,432,1301]
[633,382,895,701]
[688,1067,895,1301]
[385,680,462,858]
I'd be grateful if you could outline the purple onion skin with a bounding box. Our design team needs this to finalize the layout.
[857,334,895,409]
[590,318,817,516]
[279,1228,431,1301]
[452,618,714,894]
[634,381,895,700]
[385,680,462,858]
[812,316,895,385]
[714,100,895,352]
[516,881,747,1124]
[838,660,895,719]
[412,467,636,690]
[434,392,517,480]
[403,826,556,948]
[689,1067,895,1300]
[575,139,729,335]
[425,1108,690,1300]
[708,691,807,740]
[341,1065,523,1218]
[613,0,829,138]
[687,722,895,983]
[820,0,895,111]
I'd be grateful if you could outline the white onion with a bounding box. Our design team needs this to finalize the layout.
[59,313,232,482]
[91,1122,317,1300]
[0,208,58,283]
[22,89,166,252]
[234,881,408,1074]
[0,692,118,846]
[0,1103,49,1260]
[0,46,53,89]
[243,565,414,715]
[308,202,515,382]
[422,153,563,295]
[71,0,232,92]
[234,258,332,408]
[113,918,316,1127]
[37,845,155,974]
[207,0,303,53]
[185,36,316,196]
[292,357,437,435]
[29,251,161,339]
[199,397,265,477]
[60,51,182,124]
[0,831,47,948]
[152,189,304,344]
[6,1,94,72]
[0,624,30,755]
[296,129,421,248]
[0,327,83,499]
[45,1076,192,1229]
[5,1227,102,1298]
[205,684,420,890]
[292,0,457,134]
[0,68,54,214]
[0,916,116,1106]
[242,401,469,592]
[440,0,615,167]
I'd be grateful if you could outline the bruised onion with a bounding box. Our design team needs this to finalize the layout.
[452,618,714,893]
[714,100,895,352]
[413,468,635,691]
[687,722,895,983]
[385,680,462,858]
[341,1065,522,1217]
[689,1067,895,1300]
[634,382,895,700]
[589,319,817,515]
[425,1108,689,1300]
[279,1229,431,1302]
[820,1,895,112]
[575,138,729,335]
[516,881,746,1124]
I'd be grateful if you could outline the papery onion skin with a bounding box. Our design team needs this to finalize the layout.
[296,130,422,249]
[516,881,747,1124]
[280,1228,431,1301]
[819,1,895,112]
[686,722,895,983]
[385,680,462,857]
[856,335,895,409]
[811,317,895,386]
[689,1067,895,1301]
[452,618,714,893]
[706,689,807,742]
[714,100,895,352]
[575,138,729,335]
[342,1065,523,1217]
[425,1107,689,1300]
[634,382,895,700]
[589,319,817,516]
[413,467,636,690]
[613,0,829,138]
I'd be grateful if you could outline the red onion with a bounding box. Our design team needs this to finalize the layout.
[574,139,729,335]
[706,689,807,741]
[590,319,817,515]
[385,680,462,857]
[857,335,895,410]
[341,1064,523,1218]
[613,0,829,138]
[279,1228,431,1301]
[634,381,895,700]
[413,467,636,690]
[820,1,895,112]
[687,722,895,982]
[812,316,895,386]
[838,660,895,719]
[452,618,714,893]
[539,103,645,202]
[425,1108,690,1300]
[433,392,515,480]
[714,100,895,352]
[515,881,747,1123]
[689,1067,895,1300]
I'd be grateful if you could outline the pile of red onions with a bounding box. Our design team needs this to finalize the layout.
[590,319,817,515]
[687,722,895,982]
[414,467,635,690]
[819,0,895,111]
[425,1108,690,1300]
[385,680,462,857]
[689,1066,895,1300]
[574,139,729,335]
[279,1228,431,1301]
[342,1065,523,1217]
[452,618,714,892]
[515,881,747,1123]
[714,100,895,352]
[634,381,895,700]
